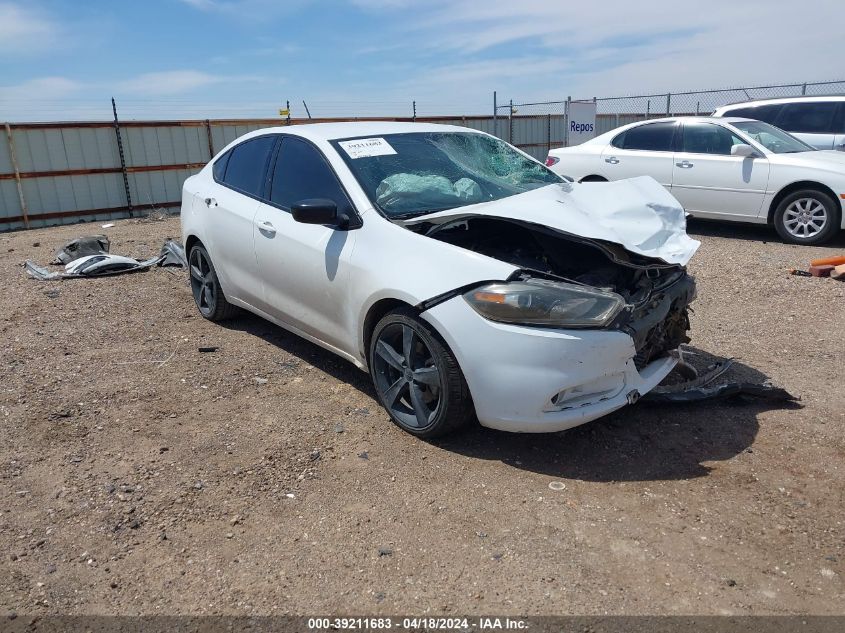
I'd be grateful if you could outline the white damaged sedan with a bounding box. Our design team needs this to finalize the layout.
[181,123,699,437]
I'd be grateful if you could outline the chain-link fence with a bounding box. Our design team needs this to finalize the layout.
[495,79,845,158]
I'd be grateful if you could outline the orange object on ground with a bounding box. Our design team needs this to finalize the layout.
[810,255,845,267]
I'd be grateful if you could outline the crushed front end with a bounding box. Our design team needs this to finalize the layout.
[417,217,698,432]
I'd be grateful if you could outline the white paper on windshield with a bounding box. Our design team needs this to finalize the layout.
[338,137,397,159]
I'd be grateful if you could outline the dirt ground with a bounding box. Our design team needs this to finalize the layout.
[1,215,843,617]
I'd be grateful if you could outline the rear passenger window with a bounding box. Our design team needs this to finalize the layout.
[725,104,783,124]
[777,102,839,134]
[614,122,676,151]
[212,151,230,182]
[221,135,277,196]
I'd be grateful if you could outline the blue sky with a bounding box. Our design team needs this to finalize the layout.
[1,0,842,121]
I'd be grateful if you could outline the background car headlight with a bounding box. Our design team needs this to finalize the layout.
[463,280,625,328]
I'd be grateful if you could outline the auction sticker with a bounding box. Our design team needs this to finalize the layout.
[338,137,397,159]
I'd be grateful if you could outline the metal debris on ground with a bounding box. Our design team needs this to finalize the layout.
[53,235,110,264]
[24,237,186,281]
[644,349,798,404]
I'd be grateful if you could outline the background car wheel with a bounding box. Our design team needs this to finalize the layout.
[773,190,840,245]
[369,308,474,438]
[188,244,238,322]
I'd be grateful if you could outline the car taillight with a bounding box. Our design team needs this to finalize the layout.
[545,156,559,167]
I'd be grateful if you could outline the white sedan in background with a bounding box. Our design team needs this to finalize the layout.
[182,122,699,438]
[547,117,845,245]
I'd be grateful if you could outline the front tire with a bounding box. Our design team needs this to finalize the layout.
[188,244,238,321]
[369,308,473,438]
[773,190,840,245]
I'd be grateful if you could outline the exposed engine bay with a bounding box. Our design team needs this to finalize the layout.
[417,216,697,368]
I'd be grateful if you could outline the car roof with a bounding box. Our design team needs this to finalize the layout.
[235,121,472,144]
[610,116,752,129]
[715,95,845,110]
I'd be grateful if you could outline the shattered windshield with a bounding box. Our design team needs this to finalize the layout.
[331,132,563,218]
[731,120,816,154]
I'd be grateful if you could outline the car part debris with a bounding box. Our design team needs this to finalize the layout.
[25,238,187,281]
[26,254,163,280]
[198,346,218,353]
[644,355,798,404]
[52,235,110,264]
[645,382,798,403]
[159,239,188,268]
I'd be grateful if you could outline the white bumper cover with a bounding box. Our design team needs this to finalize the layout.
[423,297,678,433]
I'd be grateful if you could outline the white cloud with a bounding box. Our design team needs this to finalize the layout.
[0,76,82,100]
[179,0,219,9]
[348,0,845,103]
[0,71,274,121]
[116,70,226,96]
[178,0,313,19]
[0,2,60,55]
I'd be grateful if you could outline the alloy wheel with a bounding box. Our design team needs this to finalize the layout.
[372,323,443,430]
[783,197,828,239]
[189,248,216,316]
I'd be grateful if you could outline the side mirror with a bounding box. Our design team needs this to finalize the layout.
[731,143,756,157]
[291,199,338,225]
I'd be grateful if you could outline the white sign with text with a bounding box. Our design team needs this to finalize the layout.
[568,101,597,145]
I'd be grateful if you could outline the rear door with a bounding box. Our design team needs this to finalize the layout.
[671,121,770,219]
[253,136,358,353]
[204,134,278,307]
[599,121,678,188]
[772,101,839,149]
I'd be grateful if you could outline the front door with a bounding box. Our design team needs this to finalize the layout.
[253,136,358,354]
[671,122,770,220]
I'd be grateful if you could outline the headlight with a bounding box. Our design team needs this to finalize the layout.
[463,279,625,328]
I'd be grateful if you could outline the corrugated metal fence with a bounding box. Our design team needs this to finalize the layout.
[2,115,544,233]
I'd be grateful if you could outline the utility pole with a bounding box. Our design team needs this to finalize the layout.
[111,98,133,217]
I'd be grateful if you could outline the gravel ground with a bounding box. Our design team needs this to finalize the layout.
[0,215,843,616]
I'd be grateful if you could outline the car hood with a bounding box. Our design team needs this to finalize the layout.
[775,149,845,170]
[401,176,700,266]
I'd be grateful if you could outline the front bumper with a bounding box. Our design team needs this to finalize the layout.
[422,297,678,433]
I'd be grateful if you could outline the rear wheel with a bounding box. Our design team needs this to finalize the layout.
[369,308,473,438]
[188,244,238,321]
[773,189,840,245]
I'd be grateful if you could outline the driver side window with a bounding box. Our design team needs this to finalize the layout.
[681,123,746,155]
[269,137,352,213]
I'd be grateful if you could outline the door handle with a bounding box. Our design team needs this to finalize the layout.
[257,220,276,236]
[605,156,620,164]
[204,197,217,207]
[675,161,694,168]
